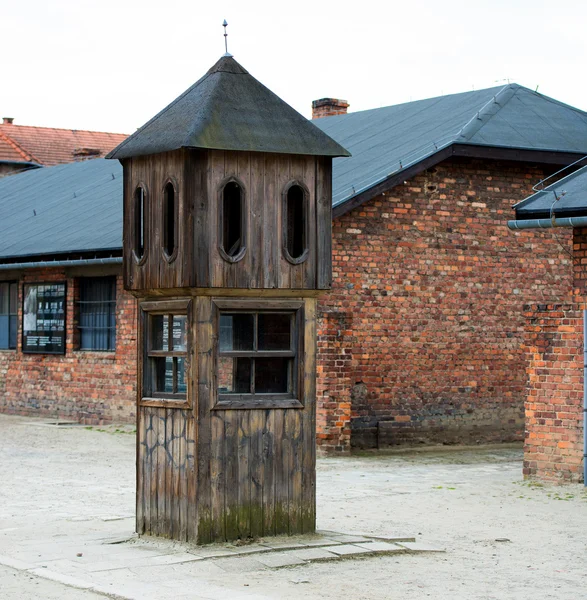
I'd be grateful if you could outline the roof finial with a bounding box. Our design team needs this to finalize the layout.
[222,20,232,57]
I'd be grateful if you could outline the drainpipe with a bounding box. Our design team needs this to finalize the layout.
[0,257,122,271]
[508,216,587,230]
[584,310,587,486]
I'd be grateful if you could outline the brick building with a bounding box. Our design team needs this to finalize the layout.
[510,165,587,482]
[0,118,127,177]
[2,84,587,451]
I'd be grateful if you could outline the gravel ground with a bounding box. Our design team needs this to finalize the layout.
[1,414,586,599]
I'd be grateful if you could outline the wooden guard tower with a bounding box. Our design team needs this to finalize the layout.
[107,55,349,543]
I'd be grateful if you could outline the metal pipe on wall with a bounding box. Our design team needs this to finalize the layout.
[508,216,587,230]
[0,257,122,271]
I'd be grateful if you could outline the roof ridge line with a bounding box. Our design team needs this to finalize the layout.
[108,69,216,158]
[0,130,39,164]
[456,85,516,142]
[0,123,127,136]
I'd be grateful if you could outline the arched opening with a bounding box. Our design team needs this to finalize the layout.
[134,185,146,260]
[163,182,177,258]
[284,183,308,263]
[221,181,245,260]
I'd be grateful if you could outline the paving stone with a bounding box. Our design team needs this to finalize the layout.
[376,535,417,543]
[225,545,272,556]
[27,567,94,590]
[0,553,36,571]
[354,541,405,553]
[255,551,307,568]
[260,541,307,550]
[303,537,340,547]
[290,547,340,561]
[396,541,446,553]
[146,552,203,565]
[212,555,268,573]
[326,534,371,543]
[326,544,372,557]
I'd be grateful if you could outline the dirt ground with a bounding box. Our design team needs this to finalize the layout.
[1,414,586,599]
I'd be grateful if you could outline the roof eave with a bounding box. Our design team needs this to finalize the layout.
[333,144,587,219]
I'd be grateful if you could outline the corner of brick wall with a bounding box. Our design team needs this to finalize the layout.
[523,302,583,482]
[316,307,353,454]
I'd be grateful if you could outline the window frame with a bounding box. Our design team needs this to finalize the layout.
[139,299,192,409]
[282,180,310,265]
[77,276,117,352]
[132,183,148,265]
[0,281,18,351]
[218,176,247,263]
[162,177,179,263]
[212,298,304,410]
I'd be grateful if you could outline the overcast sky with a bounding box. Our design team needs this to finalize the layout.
[2,0,586,134]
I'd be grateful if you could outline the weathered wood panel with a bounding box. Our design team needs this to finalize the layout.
[137,407,195,539]
[192,296,316,542]
[123,151,196,292]
[316,157,332,290]
[124,150,330,294]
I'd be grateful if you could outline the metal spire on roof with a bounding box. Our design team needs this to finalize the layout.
[223,20,232,57]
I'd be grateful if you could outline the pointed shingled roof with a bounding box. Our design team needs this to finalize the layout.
[107,56,350,160]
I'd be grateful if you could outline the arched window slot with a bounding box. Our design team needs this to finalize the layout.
[221,181,245,261]
[163,182,177,259]
[284,183,308,263]
[134,185,146,261]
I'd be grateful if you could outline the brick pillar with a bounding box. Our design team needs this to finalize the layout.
[316,308,353,453]
[523,226,587,482]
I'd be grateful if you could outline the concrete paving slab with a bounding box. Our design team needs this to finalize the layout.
[255,551,307,568]
[302,537,340,547]
[27,567,95,590]
[212,555,268,573]
[396,541,446,553]
[354,541,405,553]
[0,553,36,571]
[325,534,370,543]
[145,552,204,565]
[326,544,372,557]
[225,545,273,556]
[290,547,340,561]
[259,541,307,550]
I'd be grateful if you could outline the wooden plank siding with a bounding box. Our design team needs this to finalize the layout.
[124,150,330,294]
[129,148,325,544]
[136,296,317,543]
[137,406,195,539]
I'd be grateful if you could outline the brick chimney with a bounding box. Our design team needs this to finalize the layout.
[2,117,14,125]
[311,98,349,119]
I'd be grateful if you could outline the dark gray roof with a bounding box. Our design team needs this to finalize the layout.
[514,164,587,218]
[4,82,587,262]
[314,84,587,209]
[0,158,122,259]
[107,56,349,160]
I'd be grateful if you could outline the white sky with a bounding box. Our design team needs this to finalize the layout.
[2,0,586,134]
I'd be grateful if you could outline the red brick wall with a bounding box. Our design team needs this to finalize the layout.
[0,269,137,424]
[523,227,587,482]
[317,157,573,452]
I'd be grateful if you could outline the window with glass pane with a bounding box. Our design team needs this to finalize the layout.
[0,281,17,350]
[78,277,116,351]
[218,312,295,398]
[147,313,188,398]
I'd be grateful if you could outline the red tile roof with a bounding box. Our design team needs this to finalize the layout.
[0,122,128,166]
